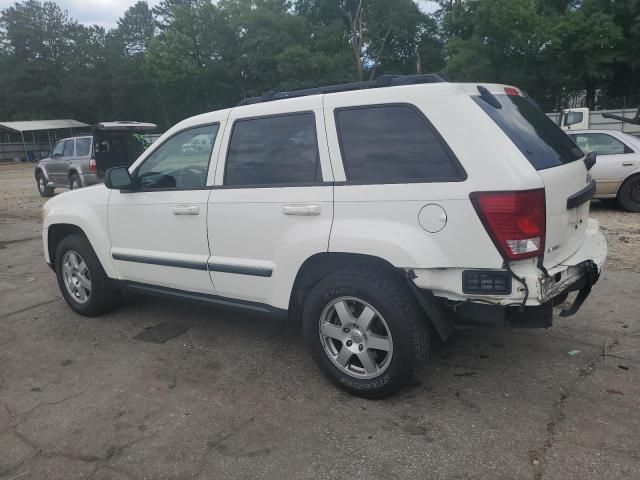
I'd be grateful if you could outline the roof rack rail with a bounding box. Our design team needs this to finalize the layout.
[236,73,447,106]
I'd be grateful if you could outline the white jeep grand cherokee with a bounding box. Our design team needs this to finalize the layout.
[42,75,607,398]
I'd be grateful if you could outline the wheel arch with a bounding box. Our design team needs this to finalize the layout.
[35,165,48,180]
[47,223,89,269]
[617,171,640,194]
[289,252,454,341]
[47,223,113,279]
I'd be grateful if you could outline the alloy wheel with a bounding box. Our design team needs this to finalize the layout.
[61,250,92,304]
[319,296,393,379]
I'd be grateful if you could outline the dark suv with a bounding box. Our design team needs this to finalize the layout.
[35,122,156,197]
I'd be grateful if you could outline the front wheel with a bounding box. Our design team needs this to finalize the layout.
[36,172,54,197]
[617,175,640,212]
[303,268,429,398]
[55,234,120,316]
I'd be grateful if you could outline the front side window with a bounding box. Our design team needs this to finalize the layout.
[136,124,219,189]
[335,104,464,183]
[52,141,65,157]
[224,112,321,186]
[570,133,631,156]
[76,138,91,156]
[63,140,74,157]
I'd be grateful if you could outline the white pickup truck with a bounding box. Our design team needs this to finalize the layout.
[42,75,607,398]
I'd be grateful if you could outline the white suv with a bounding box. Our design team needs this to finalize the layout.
[42,75,607,398]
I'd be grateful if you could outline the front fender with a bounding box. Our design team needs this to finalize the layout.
[43,186,115,277]
[35,164,51,181]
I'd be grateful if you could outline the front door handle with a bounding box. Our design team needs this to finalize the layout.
[282,204,321,216]
[173,205,200,215]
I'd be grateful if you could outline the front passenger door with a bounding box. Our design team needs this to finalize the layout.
[108,124,221,294]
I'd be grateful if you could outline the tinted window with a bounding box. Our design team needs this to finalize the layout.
[63,140,74,157]
[52,141,65,157]
[335,105,463,183]
[225,113,321,186]
[569,133,631,156]
[137,124,218,189]
[565,111,584,126]
[76,138,91,156]
[474,94,584,170]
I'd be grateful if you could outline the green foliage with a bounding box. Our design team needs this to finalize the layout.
[0,0,638,126]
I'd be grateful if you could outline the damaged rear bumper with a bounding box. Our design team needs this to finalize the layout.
[409,218,607,339]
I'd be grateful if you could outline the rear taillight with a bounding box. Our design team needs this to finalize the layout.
[471,189,545,261]
[88,159,97,173]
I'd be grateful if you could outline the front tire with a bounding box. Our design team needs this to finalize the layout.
[36,172,54,197]
[303,268,429,399]
[55,234,120,316]
[617,175,640,212]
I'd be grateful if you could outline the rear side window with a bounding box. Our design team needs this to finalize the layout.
[63,140,74,157]
[474,94,583,170]
[76,138,91,156]
[335,104,464,183]
[225,112,321,186]
[569,132,632,156]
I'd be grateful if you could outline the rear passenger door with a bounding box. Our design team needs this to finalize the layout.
[208,99,333,310]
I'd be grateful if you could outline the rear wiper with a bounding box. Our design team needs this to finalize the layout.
[477,86,502,109]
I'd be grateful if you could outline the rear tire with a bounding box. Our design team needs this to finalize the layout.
[617,175,640,212]
[69,173,82,190]
[36,172,54,197]
[55,234,120,316]
[303,267,429,399]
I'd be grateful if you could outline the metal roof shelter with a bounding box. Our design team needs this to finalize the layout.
[0,119,90,162]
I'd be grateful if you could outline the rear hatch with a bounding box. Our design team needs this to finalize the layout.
[93,121,157,173]
[473,87,592,268]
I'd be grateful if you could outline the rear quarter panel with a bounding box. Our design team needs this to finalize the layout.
[324,83,543,270]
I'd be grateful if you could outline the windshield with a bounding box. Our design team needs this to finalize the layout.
[474,94,584,170]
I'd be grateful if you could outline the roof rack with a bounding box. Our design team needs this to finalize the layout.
[236,74,447,106]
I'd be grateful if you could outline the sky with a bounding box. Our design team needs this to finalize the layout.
[0,0,440,28]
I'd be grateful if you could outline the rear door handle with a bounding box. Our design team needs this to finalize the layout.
[622,161,635,166]
[282,204,321,216]
[173,205,199,215]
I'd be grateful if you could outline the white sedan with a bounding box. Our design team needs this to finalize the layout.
[568,130,640,211]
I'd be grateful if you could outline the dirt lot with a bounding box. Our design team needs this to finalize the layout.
[1,162,639,480]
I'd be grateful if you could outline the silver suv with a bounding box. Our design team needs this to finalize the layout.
[35,122,156,197]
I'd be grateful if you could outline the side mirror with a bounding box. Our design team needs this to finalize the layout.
[105,166,134,190]
[52,152,61,158]
[584,151,597,171]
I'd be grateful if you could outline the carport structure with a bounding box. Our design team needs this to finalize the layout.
[0,119,90,163]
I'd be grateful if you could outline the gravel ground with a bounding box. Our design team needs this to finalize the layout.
[1,162,639,480]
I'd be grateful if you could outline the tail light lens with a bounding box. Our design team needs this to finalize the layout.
[88,159,97,173]
[471,189,546,261]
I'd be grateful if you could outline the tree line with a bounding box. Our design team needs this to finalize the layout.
[0,0,638,129]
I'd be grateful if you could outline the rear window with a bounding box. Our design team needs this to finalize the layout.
[474,94,583,170]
